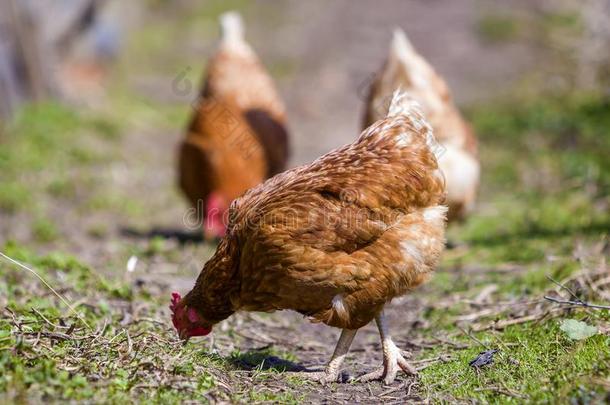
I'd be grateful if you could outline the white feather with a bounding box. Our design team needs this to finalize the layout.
[422,205,448,224]
[219,11,253,55]
[400,240,424,271]
[220,11,244,41]
[332,294,349,321]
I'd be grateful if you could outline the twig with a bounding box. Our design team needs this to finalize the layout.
[543,295,610,310]
[455,308,497,322]
[411,354,452,365]
[415,354,453,371]
[379,381,406,397]
[456,325,488,348]
[545,273,610,309]
[406,380,416,397]
[31,308,70,329]
[471,307,569,332]
[431,336,469,349]
[473,284,498,304]
[0,251,91,329]
[474,386,528,399]
[131,317,166,326]
[233,329,274,344]
[546,275,581,301]
[23,331,72,341]
[4,307,21,331]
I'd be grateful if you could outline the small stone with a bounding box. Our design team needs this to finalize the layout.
[468,349,498,368]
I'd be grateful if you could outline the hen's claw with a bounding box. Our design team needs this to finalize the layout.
[357,310,418,385]
[358,341,417,384]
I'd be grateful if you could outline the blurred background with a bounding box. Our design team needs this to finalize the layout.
[1,0,609,263]
[1,1,609,402]
[1,0,609,268]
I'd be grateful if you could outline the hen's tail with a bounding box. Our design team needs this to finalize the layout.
[387,90,445,160]
[390,28,415,61]
[219,11,245,45]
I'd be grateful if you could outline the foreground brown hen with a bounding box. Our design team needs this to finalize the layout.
[178,11,290,239]
[364,29,480,221]
[172,91,447,384]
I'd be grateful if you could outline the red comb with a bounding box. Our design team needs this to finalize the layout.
[169,291,212,337]
[170,292,182,313]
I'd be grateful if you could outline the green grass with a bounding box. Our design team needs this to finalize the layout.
[477,14,521,43]
[1,103,108,173]
[0,102,122,218]
[31,218,60,243]
[0,241,305,403]
[418,91,610,402]
[420,319,610,403]
[453,93,610,268]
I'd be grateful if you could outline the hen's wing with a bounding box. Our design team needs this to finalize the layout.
[178,137,214,208]
[244,109,290,176]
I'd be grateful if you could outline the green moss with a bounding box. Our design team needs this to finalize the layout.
[477,14,520,43]
[421,91,610,402]
[31,218,60,243]
[420,317,610,403]
[0,102,123,218]
[83,193,144,216]
[2,241,131,299]
[46,178,77,199]
[0,182,30,212]
[541,11,582,34]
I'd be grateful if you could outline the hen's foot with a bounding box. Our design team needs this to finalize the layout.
[358,340,417,385]
[286,328,357,385]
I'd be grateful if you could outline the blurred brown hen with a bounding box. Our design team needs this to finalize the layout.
[363,29,480,221]
[178,11,290,239]
[172,92,447,384]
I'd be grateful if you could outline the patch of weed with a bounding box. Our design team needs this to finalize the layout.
[477,14,520,43]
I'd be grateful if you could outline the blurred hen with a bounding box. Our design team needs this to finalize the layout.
[178,12,290,239]
[171,92,447,384]
[363,29,480,221]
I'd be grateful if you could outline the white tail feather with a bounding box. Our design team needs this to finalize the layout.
[390,28,415,59]
[387,89,422,119]
[220,11,244,44]
[387,90,445,160]
[388,28,432,91]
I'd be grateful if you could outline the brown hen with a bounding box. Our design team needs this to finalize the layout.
[363,29,480,221]
[172,91,447,384]
[178,11,290,239]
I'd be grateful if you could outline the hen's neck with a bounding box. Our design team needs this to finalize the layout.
[184,238,238,325]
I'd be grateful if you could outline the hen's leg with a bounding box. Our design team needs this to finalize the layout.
[294,328,357,384]
[358,310,417,384]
